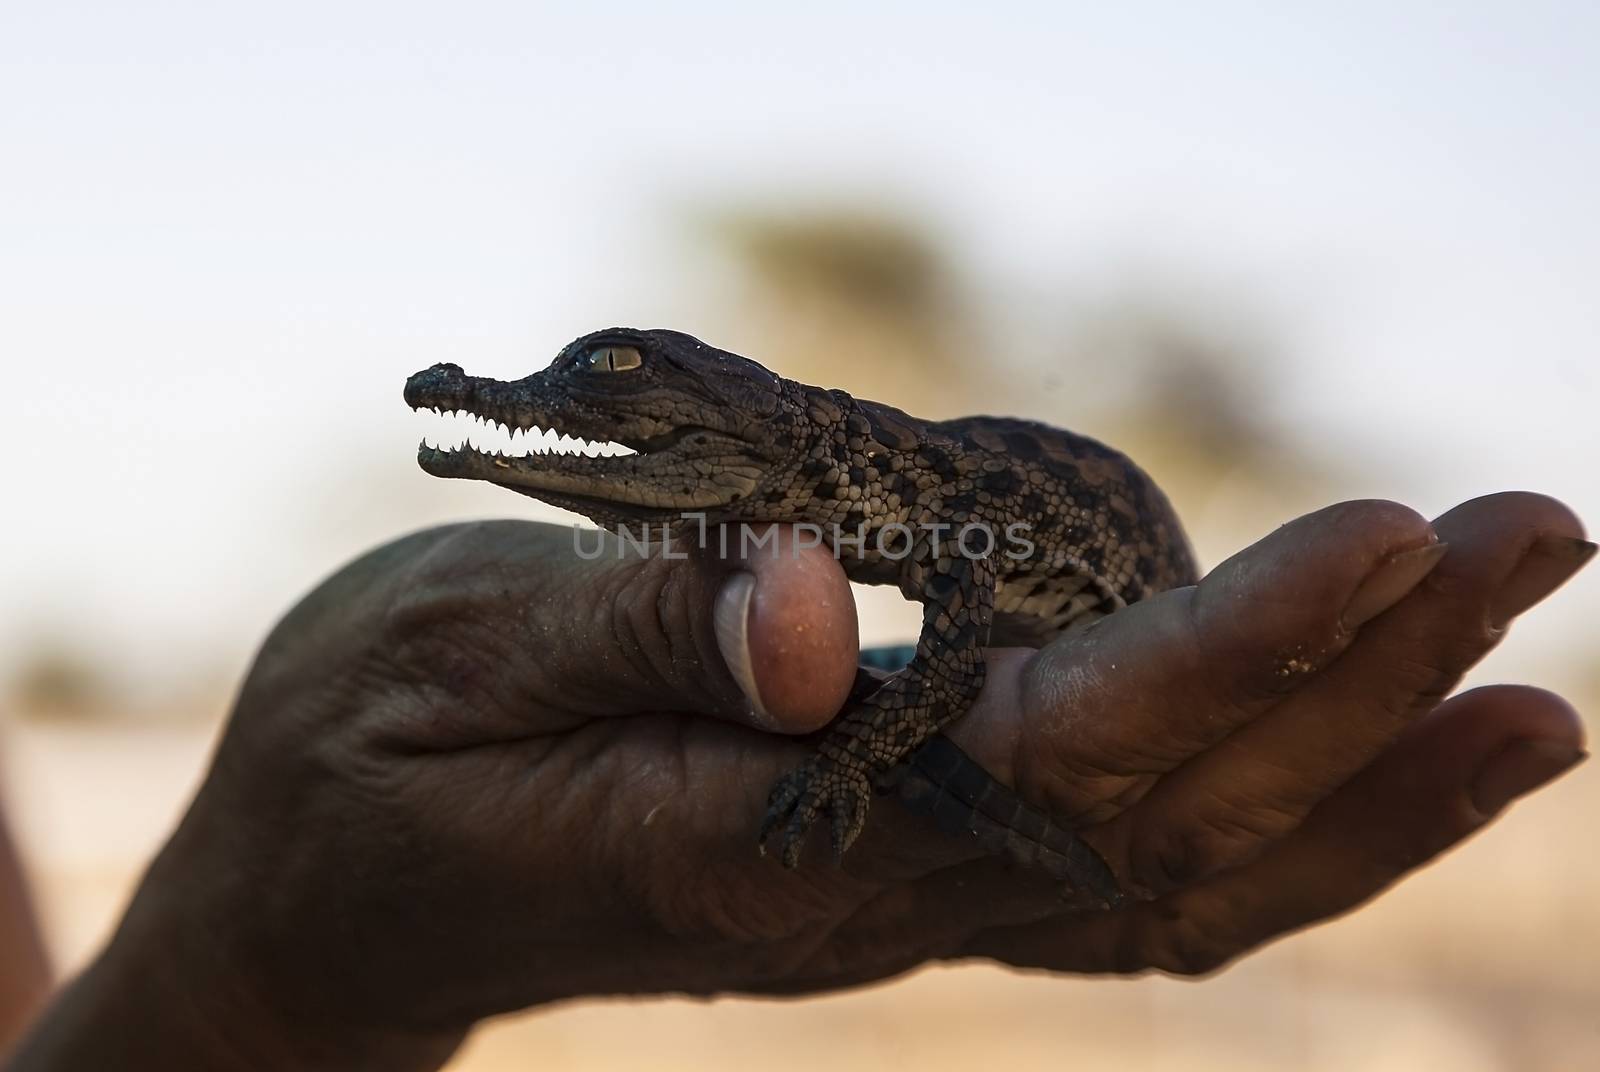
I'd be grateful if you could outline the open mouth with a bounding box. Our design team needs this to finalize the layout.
[409,403,681,498]
[405,364,756,510]
[414,407,640,466]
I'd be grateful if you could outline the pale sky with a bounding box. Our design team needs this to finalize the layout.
[2,2,1596,698]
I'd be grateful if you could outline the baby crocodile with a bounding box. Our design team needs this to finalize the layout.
[405,327,1197,906]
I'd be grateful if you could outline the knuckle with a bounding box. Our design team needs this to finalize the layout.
[1129,795,1300,895]
[1323,497,1430,533]
[1135,902,1245,976]
[1379,653,1465,716]
[1359,835,1428,881]
[1152,941,1235,977]
[1363,793,1482,879]
[1029,738,1156,820]
[607,556,723,695]
[1186,588,1321,721]
[1457,490,1584,533]
[1292,500,1433,558]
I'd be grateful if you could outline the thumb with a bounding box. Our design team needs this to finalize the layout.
[554,523,858,734]
[710,525,859,733]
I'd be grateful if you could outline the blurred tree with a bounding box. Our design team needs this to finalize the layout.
[693,205,984,417]
[6,644,110,721]
[1058,298,1337,489]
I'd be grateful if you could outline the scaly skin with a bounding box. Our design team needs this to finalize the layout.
[405,327,1197,905]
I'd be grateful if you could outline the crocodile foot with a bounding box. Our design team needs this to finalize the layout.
[758,757,874,869]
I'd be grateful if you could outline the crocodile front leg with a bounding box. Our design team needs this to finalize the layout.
[760,551,995,868]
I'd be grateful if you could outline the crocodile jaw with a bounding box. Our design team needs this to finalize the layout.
[406,362,762,513]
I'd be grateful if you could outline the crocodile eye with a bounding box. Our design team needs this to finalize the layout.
[583,345,643,372]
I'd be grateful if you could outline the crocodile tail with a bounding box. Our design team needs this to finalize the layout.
[893,734,1125,910]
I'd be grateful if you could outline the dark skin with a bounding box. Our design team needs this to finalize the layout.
[5,492,1590,1071]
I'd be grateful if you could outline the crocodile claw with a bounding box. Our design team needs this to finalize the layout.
[759,759,874,868]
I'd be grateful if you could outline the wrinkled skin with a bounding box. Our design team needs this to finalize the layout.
[7,493,1590,1072]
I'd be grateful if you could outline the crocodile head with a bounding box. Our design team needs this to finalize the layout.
[404,327,802,523]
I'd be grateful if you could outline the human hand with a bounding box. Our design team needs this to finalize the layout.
[942,492,1591,975]
[7,494,1589,1072]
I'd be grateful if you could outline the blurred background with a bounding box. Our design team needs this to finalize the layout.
[1,2,1596,1068]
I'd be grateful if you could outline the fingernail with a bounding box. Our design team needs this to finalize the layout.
[1340,542,1449,632]
[714,571,772,725]
[1489,535,1597,630]
[1470,739,1586,815]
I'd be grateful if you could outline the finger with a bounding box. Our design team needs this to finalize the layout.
[712,525,861,732]
[387,521,858,734]
[960,685,1586,975]
[600,522,859,732]
[950,500,1442,819]
[1092,492,1592,895]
